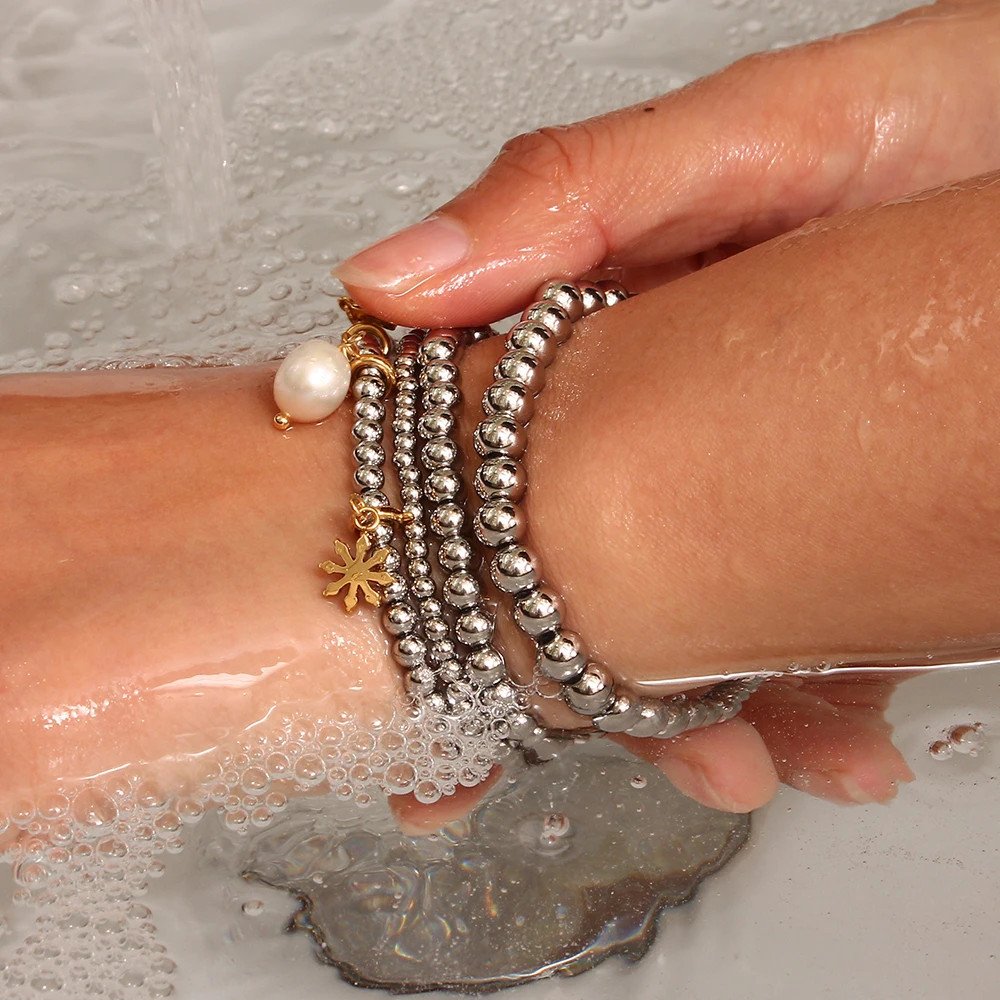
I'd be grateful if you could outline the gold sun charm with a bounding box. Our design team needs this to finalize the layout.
[320,533,395,613]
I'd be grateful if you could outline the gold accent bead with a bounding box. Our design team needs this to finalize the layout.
[273,412,292,431]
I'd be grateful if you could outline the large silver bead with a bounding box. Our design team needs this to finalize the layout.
[475,456,526,501]
[354,398,385,422]
[490,543,539,594]
[419,337,456,363]
[537,281,585,322]
[382,577,407,603]
[537,628,586,682]
[425,467,463,502]
[506,322,557,366]
[392,634,427,668]
[483,378,534,422]
[438,536,475,571]
[382,602,417,637]
[354,464,384,491]
[521,301,573,343]
[512,586,562,637]
[474,414,526,458]
[421,436,458,468]
[579,283,606,316]
[469,646,506,686]
[494,350,546,393]
[597,279,629,308]
[418,406,454,438]
[352,372,388,400]
[354,441,384,467]
[443,570,481,608]
[405,664,436,697]
[564,662,615,716]
[456,609,494,647]
[593,692,646,733]
[474,497,525,548]
[430,502,465,537]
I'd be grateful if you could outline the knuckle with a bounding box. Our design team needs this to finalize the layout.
[494,124,598,195]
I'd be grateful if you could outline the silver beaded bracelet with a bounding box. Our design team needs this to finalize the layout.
[272,288,761,745]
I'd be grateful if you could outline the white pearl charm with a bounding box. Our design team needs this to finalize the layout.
[273,338,352,425]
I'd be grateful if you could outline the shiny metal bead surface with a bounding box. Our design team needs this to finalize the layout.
[382,602,417,637]
[654,702,690,740]
[418,338,456,363]
[429,502,465,537]
[439,659,464,684]
[405,665,436,697]
[474,497,525,547]
[626,699,669,738]
[469,647,507,686]
[475,456,527,502]
[381,549,402,575]
[537,629,587,683]
[425,382,461,409]
[579,283,606,316]
[483,378,534,421]
[352,372,388,400]
[456,609,494,647]
[429,639,457,664]
[490,543,539,594]
[564,662,614,716]
[512,586,562,637]
[411,576,436,600]
[420,360,459,386]
[392,634,427,668]
[351,418,382,443]
[494,350,546,392]
[418,406,454,438]
[506,711,539,743]
[404,538,428,561]
[382,578,407,603]
[443,570,481,608]
[521,301,573,343]
[474,414,527,459]
[438,536,475,571]
[423,616,450,643]
[419,597,444,620]
[353,441,384,467]
[354,464,384,490]
[421,436,458,468]
[506,322,557,366]
[354,398,385,422]
[537,280,585,322]
[425,468,463,502]
[596,278,629,307]
[593,692,645,733]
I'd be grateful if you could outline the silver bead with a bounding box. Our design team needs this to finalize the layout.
[396,377,419,396]
[655,702,691,739]
[537,629,586,682]
[360,489,389,509]
[456,609,494,647]
[382,578,407,603]
[354,465,384,490]
[429,639,457,664]
[483,378,534,421]
[506,322,556,366]
[446,684,475,716]
[392,415,415,435]
[443,570,480,608]
[400,485,422,505]
[537,280,585,322]
[579,283,606,316]
[512,586,562,637]
[352,418,382,443]
[421,436,458,468]
[371,522,393,547]
[521,301,573,343]
[495,350,546,392]
[398,466,420,485]
[352,372,387,400]
[475,456,526,501]
[354,398,385,422]
[474,414,527,459]
[468,647,506,686]
[420,360,459,386]
[423,691,448,715]
[626,699,669,738]
[404,539,428,560]
[507,711,539,742]
[419,338,456,363]
[395,431,417,454]
[411,576,436,600]
[593,692,645,733]
[405,665,436,696]
[383,602,417,637]
[393,451,416,473]
[438,536,475,571]
[474,497,525,547]
[392,634,427,668]
[597,279,629,307]
[382,549,402,575]
[490,543,539,594]
[564,662,614,716]
[439,659,464,684]
[408,555,432,579]
[418,407,454,438]
[426,382,461,409]
[430,502,465,536]
[425,468,463,502]
[424,616,450,642]
[684,699,711,731]
[354,441,384,467]
[419,597,444,620]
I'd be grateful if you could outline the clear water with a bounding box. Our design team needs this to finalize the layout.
[3,1,999,999]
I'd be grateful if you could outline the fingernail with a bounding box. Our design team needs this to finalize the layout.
[797,769,877,805]
[334,215,471,294]
[663,758,744,813]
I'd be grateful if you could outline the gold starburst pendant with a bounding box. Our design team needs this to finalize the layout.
[320,532,394,613]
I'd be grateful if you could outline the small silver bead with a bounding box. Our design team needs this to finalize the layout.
[419,338,456,363]
[419,597,444,619]
[421,436,458,468]
[383,602,417,637]
[443,570,480,608]
[354,441,384,467]
[430,502,465,537]
[371,522,393,547]
[354,465,384,490]
[456,609,493,647]
[398,466,420,485]
[491,543,539,594]
[468,647,506,685]
[484,680,517,707]
[438,536,475,571]
[597,279,629,307]
[393,451,416,473]
[483,379,534,421]
[521,301,573,343]
[354,398,385,422]
[475,456,527,501]
[352,373,387,400]
[395,431,417,454]
[411,576,436,600]
[513,586,562,637]
[474,498,525,547]
[426,382,461,409]
[408,555,432,578]
[392,415,415,436]
[495,350,546,392]
[382,549,402,575]
[579,283,606,315]
[429,639,457,664]
[392,634,427,668]
[400,485,422,505]
[506,322,557,366]
[537,629,587,682]
[626,699,669,738]
[446,684,475,716]
[537,280,585,322]
[564,662,615,716]
[396,378,419,396]
[352,418,382,443]
[439,659,464,684]
[423,616,450,642]
[418,407,454,439]
[382,578,407,602]
[425,467,463,502]
[407,520,427,541]
[474,414,527,459]
[404,539,428,561]
[405,665,436,697]
[593,692,646,733]
[359,488,389,509]
[420,360,459,387]
[423,691,449,715]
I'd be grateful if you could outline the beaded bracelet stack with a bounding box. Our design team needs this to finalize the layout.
[272,281,761,746]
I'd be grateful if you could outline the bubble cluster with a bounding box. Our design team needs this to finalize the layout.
[929,722,986,761]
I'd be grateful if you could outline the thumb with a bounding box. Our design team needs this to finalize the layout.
[333,7,992,326]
